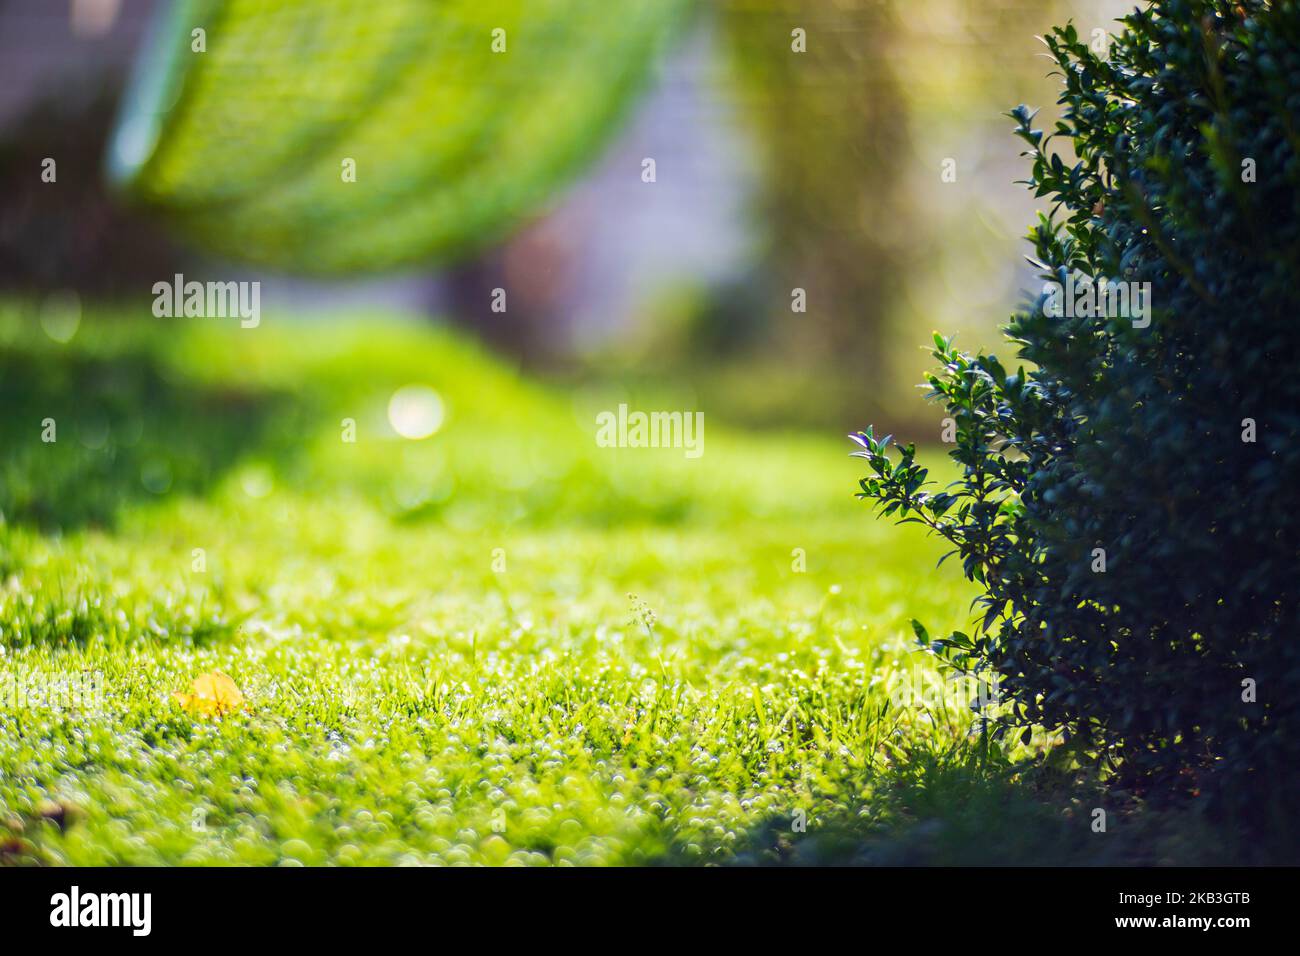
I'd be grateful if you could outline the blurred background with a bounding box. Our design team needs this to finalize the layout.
[0,0,1130,434]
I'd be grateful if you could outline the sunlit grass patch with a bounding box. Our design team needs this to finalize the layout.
[0,304,1270,865]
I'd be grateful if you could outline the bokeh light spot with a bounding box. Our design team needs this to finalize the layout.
[388,385,445,440]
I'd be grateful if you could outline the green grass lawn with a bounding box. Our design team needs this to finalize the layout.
[0,303,1262,865]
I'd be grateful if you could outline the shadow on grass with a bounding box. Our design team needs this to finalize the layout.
[661,747,1298,867]
[0,343,302,531]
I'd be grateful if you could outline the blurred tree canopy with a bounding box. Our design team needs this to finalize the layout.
[109,0,692,272]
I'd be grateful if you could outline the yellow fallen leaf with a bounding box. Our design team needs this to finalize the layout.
[173,671,245,717]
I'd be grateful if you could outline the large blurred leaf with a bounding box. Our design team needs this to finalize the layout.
[109,0,691,272]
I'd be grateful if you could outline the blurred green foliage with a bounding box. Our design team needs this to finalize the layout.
[857,0,1300,825]
[110,0,691,271]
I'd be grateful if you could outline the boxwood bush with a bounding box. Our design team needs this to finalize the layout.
[855,0,1299,816]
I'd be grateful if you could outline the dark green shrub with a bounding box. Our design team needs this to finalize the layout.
[855,0,1300,815]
